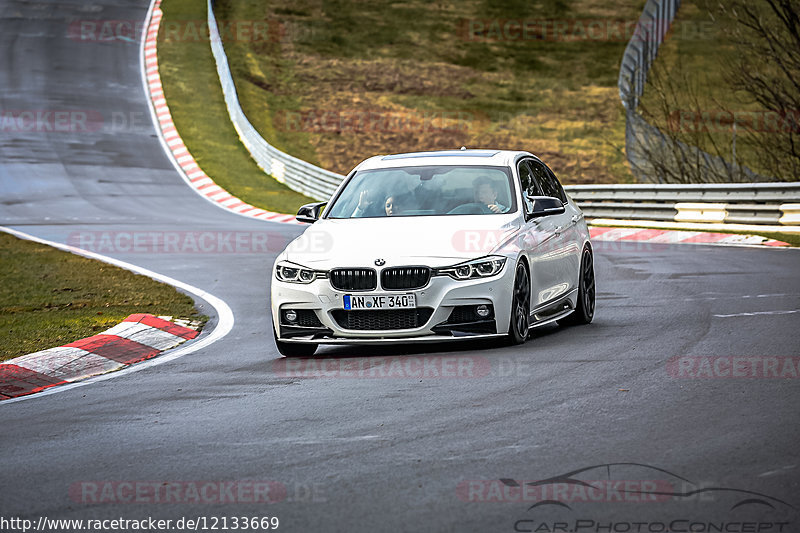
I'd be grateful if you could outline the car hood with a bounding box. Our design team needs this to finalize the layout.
[282,215,520,269]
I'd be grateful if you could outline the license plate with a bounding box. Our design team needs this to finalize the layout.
[344,294,416,310]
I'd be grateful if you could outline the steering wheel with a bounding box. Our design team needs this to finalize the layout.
[447,202,494,215]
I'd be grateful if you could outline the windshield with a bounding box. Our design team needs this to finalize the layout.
[326,165,516,219]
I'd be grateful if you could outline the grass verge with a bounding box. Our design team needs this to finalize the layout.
[156,0,645,218]
[0,233,205,362]
[215,0,642,184]
[157,0,314,214]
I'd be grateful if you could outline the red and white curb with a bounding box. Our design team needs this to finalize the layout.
[0,226,234,405]
[0,314,199,400]
[142,0,298,225]
[589,227,789,247]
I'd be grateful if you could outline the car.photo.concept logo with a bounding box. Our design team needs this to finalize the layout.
[472,463,796,532]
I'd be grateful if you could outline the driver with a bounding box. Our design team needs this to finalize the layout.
[473,177,509,213]
[351,190,372,217]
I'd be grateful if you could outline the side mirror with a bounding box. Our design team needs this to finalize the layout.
[296,201,327,224]
[526,196,565,220]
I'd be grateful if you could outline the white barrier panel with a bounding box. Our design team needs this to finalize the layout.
[780,204,800,225]
[674,203,727,224]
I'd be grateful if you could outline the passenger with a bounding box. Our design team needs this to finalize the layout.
[383,195,400,216]
[473,177,509,213]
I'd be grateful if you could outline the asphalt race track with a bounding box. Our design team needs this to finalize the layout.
[1,1,799,532]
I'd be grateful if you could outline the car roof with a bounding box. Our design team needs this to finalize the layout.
[354,149,535,171]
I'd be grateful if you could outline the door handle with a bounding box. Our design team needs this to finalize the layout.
[571,215,580,224]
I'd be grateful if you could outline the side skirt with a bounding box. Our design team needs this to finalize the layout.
[528,288,578,329]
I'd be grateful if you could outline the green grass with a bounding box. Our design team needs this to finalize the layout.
[0,233,205,361]
[214,0,643,184]
[157,0,315,214]
[156,0,646,209]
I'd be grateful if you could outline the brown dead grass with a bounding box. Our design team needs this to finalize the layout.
[267,53,625,183]
[219,0,639,186]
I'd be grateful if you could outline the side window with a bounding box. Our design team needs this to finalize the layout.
[528,160,551,197]
[544,166,568,204]
[517,160,540,214]
[530,160,566,203]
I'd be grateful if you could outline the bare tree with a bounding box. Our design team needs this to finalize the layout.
[634,56,754,183]
[714,0,800,181]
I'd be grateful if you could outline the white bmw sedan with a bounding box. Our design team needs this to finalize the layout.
[271,149,594,356]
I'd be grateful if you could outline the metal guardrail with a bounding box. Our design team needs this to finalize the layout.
[206,1,798,225]
[207,0,344,201]
[567,183,800,224]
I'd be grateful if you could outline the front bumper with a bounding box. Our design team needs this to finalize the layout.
[271,263,515,344]
[277,332,507,345]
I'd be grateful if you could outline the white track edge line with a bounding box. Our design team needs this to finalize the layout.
[0,226,235,406]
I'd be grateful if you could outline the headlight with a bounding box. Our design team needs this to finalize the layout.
[275,261,323,284]
[436,256,507,280]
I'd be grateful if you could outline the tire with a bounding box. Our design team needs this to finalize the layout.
[273,327,317,357]
[506,262,531,345]
[559,246,595,326]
